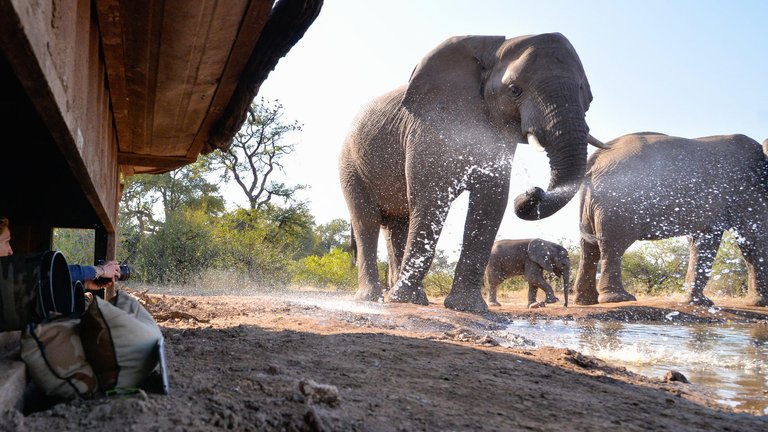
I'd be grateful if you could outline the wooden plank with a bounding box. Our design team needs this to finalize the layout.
[189,0,273,157]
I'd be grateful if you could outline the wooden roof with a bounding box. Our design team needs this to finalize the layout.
[0,0,322,231]
[100,0,323,175]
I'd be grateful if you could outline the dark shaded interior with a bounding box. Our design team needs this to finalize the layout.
[0,50,100,230]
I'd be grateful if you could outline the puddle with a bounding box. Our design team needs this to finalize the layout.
[499,319,768,414]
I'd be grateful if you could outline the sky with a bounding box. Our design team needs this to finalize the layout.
[232,0,768,260]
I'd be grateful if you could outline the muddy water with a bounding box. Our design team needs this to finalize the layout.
[285,294,767,414]
[500,319,768,415]
[146,288,767,415]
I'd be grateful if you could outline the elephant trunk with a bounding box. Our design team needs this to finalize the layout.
[514,110,589,221]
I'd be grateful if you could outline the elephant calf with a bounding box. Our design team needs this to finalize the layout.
[485,239,570,308]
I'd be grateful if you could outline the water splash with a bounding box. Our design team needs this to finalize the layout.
[498,319,768,414]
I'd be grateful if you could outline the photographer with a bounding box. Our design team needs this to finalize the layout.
[0,216,121,288]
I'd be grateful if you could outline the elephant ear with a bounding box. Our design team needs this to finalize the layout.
[402,35,506,122]
[528,239,555,273]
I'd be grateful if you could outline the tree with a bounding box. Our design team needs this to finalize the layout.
[423,249,455,296]
[622,238,688,295]
[212,205,315,288]
[133,210,219,284]
[211,97,306,210]
[314,219,351,254]
[53,228,95,265]
[120,159,224,227]
[709,230,748,296]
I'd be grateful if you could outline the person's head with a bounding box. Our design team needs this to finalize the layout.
[0,216,12,257]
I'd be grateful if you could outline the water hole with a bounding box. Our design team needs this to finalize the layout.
[498,318,768,415]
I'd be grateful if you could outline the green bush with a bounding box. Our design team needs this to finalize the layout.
[291,248,357,290]
[423,271,453,296]
[709,231,748,297]
[134,210,218,284]
[621,239,688,295]
[53,228,95,265]
[211,209,295,289]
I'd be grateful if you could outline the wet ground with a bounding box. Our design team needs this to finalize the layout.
[5,288,768,431]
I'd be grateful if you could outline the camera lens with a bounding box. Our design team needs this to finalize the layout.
[95,261,133,282]
[118,264,132,281]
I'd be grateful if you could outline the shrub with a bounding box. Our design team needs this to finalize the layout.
[291,248,357,290]
[134,211,218,284]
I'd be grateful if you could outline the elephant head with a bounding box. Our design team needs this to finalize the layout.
[528,239,570,306]
[402,33,604,221]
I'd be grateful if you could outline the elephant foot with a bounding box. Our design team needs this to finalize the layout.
[528,301,547,309]
[354,285,383,302]
[598,290,637,304]
[488,300,502,307]
[444,291,488,313]
[545,296,559,304]
[387,286,429,306]
[745,294,768,307]
[685,294,714,307]
[573,290,599,305]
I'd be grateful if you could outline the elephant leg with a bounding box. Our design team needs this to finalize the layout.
[734,230,768,307]
[485,267,503,307]
[383,216,409,290]
[344,181,384,302]
[352,216,384,301]
[387,202,448,306]
[444,187,507,313]
[524,262,558,308]
[597,238,637,303]
[574,237,600,305]
[684,231,721,306]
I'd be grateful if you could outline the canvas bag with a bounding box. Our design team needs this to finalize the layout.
[21,289,163,401]
[20,316,99,401]
[80,291,162,390]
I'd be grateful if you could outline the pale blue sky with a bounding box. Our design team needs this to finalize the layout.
[242,0,768,259]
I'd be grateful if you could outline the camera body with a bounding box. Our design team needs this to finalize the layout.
[95,261,133,284]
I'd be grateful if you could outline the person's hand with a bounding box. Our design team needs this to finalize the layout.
[96,260,121,280]
[84,278,114,291]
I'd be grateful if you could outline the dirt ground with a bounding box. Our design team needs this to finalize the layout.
[4,287,768,432]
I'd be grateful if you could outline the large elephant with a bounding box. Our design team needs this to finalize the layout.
[485,238,570,309]
[574,132,768,307]
[339,33,605,313]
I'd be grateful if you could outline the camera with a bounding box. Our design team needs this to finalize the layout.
[116,264,133,281]
[95,261,133,284]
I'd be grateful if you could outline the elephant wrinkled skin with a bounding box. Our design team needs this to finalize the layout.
[485,239,570,308]
[574,132,768,307]
[339,33,602,312]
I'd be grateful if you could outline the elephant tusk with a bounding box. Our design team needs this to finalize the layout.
[526,133,545,152]
[587,134,610,149]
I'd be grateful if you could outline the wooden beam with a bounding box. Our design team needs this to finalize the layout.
[117,152,195,169]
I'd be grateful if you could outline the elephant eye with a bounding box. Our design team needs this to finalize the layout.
[508,84,523,98]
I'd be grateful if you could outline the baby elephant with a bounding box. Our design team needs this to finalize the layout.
[485,239,570,308]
